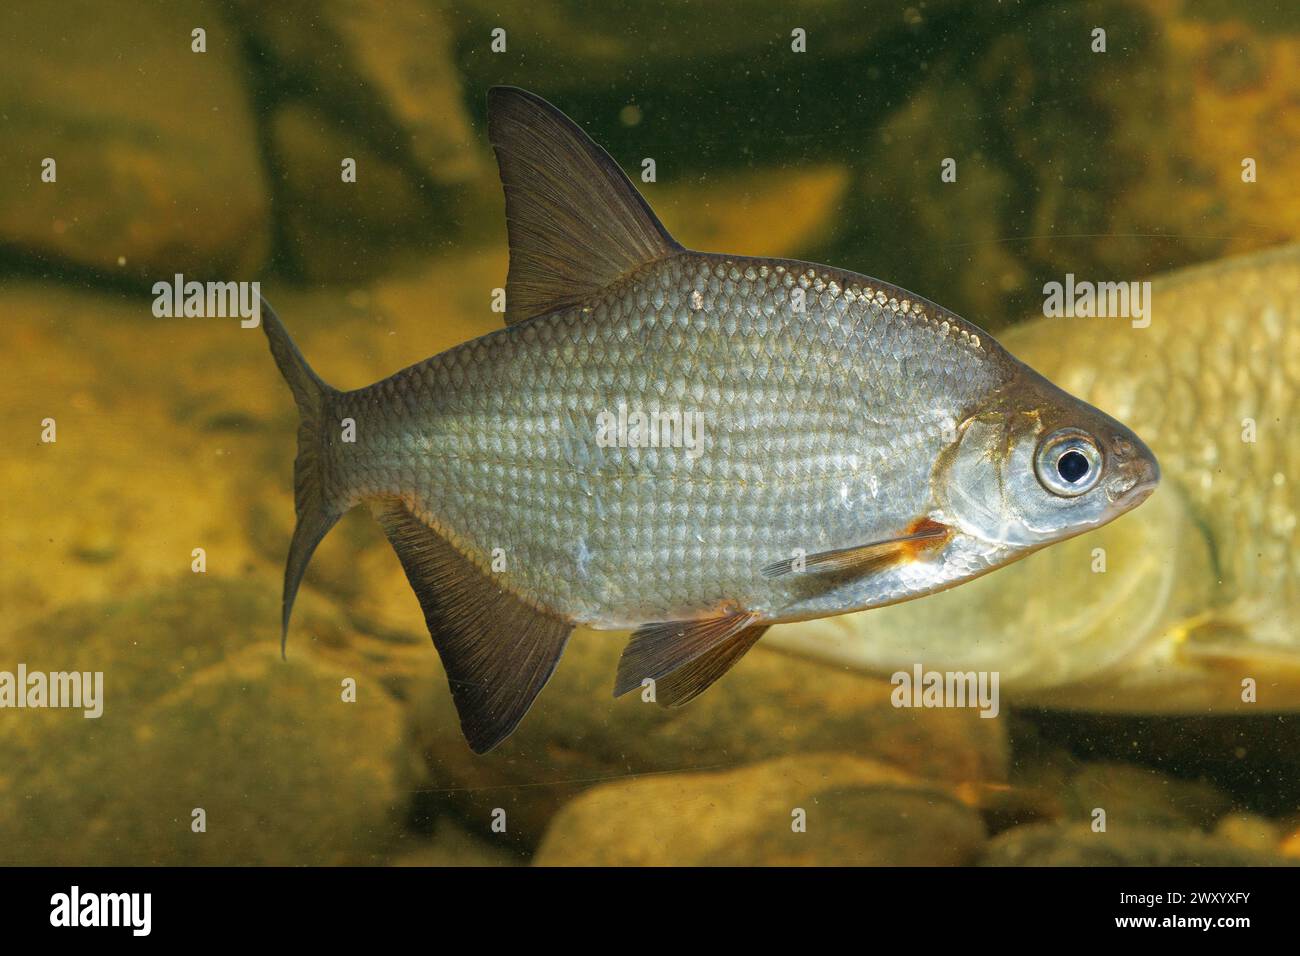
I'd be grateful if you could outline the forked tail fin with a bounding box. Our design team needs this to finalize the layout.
[260,294,346,655]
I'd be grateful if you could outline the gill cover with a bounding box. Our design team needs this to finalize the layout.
[935,369,1160,550]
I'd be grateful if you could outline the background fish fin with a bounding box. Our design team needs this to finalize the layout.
[654,625,770,707]
[614,611,760,698]
[1176,607,1300,673]
[373,500,572,753]
[761,524,950,578]
[487,86,682,326]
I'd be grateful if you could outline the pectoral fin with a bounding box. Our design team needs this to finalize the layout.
[614,610,764,701]
[762,520,950,579]
[372,500,572,754]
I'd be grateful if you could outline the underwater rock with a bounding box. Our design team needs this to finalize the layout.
[820,0,1300,328]
[980,822,1295,866]
[230,0,479,186]
[1280,817,1300,858]
[0,281,283,632]
[269,101,446,281]
[819,79,1023,331]
[1018,710,1300,818]
[645,165,850,260]
[816,0,1172,327]
[69,519,121,564]
[1213,811,1282,853]
[987,0,1300,299]
[1059,762,1233,833]
[532,754,986,866]
[390,817,524,867]
[1142,2,1300,259]
[0,0,270,280]
[410,627,1009,845]
[451,0,970,94]
[0,579,411,865]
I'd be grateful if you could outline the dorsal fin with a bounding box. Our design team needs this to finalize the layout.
[487,86,681,325]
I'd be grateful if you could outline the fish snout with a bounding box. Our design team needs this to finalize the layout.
[1107,431,1161,509]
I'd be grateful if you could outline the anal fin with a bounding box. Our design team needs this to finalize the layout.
[373,500,572,754]
[654,624,770,707]
[614,611,766,704]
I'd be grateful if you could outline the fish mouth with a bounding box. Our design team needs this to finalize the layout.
[1122,477,1159,508]
[1110,451,1161,511]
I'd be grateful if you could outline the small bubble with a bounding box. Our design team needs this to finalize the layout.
[620,104,642,127]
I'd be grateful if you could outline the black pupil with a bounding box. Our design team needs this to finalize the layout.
[1057,450,1091,483]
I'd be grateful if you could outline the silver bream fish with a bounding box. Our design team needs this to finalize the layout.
[262,87,1160,752]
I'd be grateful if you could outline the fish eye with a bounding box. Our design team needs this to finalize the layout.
[1034,429,1102,497]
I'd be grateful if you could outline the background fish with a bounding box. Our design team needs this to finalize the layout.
[263,87,1159,752]
[767,244,1299,712]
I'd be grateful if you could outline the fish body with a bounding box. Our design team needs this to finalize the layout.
[767,244,1300,711]
[332,253,1116,626]
[262,88,1158,750]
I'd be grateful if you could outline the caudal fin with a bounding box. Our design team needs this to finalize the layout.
[260,295,345,655]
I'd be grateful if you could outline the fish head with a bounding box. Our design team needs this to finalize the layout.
[933,366,1160,555]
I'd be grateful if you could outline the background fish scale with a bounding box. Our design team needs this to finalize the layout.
[334,253,998,626]
[1043,250,1299,623]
